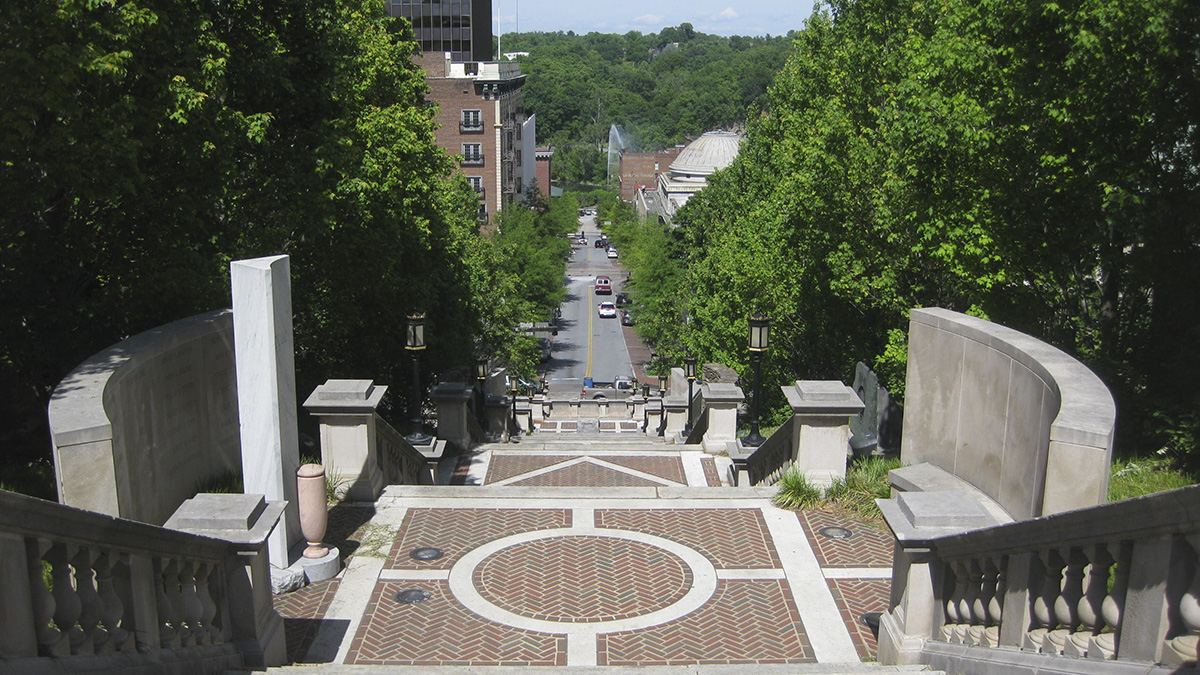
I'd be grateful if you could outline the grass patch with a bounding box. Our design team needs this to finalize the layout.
[1109,456,1196,502]
[774,456,903,525]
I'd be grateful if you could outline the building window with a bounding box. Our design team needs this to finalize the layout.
[466,176,484,196]
[462,143,483,165]
[460,109,482,132]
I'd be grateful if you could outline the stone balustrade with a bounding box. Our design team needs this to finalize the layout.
[0,489,285,673]
[303,379,444,501]
[878,484,1200,674]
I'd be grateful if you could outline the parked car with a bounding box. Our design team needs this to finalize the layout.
[598,301,618,318]
[607,248,618,259]
[621,310,634,326]
[537,337,552,362]
[615,293,631,306]
[594,276,611,294]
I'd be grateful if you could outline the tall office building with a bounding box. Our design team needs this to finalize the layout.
[388,0,494,63]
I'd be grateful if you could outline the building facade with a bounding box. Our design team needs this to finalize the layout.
[417,53,528,221]
[618,145,686,202]
[387,0,493,62]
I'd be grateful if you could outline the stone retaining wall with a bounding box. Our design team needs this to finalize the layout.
[48,309,241,525]
[901,307,1115,518]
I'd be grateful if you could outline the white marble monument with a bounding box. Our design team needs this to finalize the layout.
[231,255,302,568]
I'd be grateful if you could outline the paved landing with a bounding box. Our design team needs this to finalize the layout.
[276,486,894,667]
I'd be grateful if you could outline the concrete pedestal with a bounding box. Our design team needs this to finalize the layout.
[700,383,744,455]
[302,380,389,502]
[783,380,864,486]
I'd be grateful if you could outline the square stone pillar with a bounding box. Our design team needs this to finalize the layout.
[302,380,388,502]
[700,383,744,455]
[166,493,288,668]
[431,382,473,452]
[644,398,663,437]
[783,380,864,486]
[231,255,302,568]
[530,393,546,421]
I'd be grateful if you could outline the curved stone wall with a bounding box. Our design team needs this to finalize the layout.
[49,310,241,525]
[901,307,1116,519]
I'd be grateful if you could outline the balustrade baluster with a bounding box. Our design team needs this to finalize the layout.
[983,557,1004,647]
[1045,547,1086,654]
[94,550,130,653]
[156,558,180,648]
[1165,534,1200,665]
[26,538,63,656]
[1066,543,1115,658]
[46,542,84,655]
[1091,541,1129,660]
[962,560,984,645]
[969,559,995,646]
[71,546,102,654]
[195,562,219,645]
[943,561,968,642]
[1025,548,1065,651]
[179,561,201,647]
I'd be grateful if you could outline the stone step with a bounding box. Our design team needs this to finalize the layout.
[237,664,938,675]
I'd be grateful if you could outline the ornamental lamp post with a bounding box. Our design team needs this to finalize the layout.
[405,311,432,446]
[683,353,698,435]
[741,312,771,448]
[508,375,520,441]
[475,357,489,427]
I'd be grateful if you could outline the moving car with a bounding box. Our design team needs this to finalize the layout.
[594,276,611,294]
[598,301,618,318]
[594,237,608,248]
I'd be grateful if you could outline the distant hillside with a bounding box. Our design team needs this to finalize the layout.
[499,24,795,184]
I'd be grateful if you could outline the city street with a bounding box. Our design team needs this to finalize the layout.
[543,216,636,398]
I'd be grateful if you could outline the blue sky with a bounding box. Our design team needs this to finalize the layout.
[493,0,818,39]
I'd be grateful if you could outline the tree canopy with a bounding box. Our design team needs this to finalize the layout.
[500,26,794,184]
[622,0,1200,457]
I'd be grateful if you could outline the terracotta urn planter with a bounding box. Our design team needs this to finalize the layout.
[297,464,329,559]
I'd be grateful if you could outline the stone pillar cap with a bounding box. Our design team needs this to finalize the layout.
[784,380,864,415]
[303,379,387,413]
[165,493,287,546]
[701,382,745,402]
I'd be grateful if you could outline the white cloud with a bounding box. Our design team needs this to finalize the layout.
[634,13,665,24]
[714,7,739,20]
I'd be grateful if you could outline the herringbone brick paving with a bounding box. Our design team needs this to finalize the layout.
[798,510,894,568]
[474,535,693,622]
[596,579,814,665]
[504,461,666,487]
[275,578,340,663]
[828,577,891,660]
[348,580,566,666]
[386,508,571,570]
[596,508,781,568]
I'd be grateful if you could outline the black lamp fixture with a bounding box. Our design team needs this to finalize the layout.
[474,356,489,427]
[405,311,432,445]
[683,353,698,435]
[508,375,520,441]
[741,312,771,447]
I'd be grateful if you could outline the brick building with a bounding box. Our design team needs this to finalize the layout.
[416,53,534,221]
[533,147,554,201]
[618,145,687,202]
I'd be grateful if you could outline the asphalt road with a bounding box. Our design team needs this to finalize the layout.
[543,217,634,398]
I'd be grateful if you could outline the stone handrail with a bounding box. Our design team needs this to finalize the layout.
[728,422,795,487]
[878,485,1200,673]
[375,414,438,486]
[683,407,708,445]
[0,490,281,672]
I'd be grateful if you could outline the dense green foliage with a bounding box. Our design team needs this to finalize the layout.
[501,25,794,184]
[0,0,559,470]
[624,0,1200,460]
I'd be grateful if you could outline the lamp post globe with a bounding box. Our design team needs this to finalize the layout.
[741,313,770,448]
[405,312,432,446]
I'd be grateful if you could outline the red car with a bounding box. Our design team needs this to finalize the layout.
[594,276,612,294]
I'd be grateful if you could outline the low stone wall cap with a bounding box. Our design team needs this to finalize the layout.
[318,379,374,400]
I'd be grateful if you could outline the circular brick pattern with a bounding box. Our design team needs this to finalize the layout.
[474,535,693,623]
